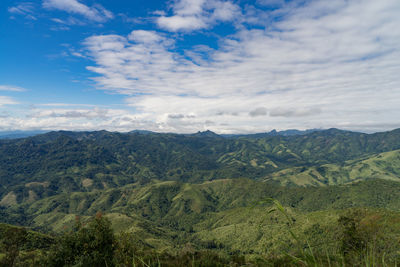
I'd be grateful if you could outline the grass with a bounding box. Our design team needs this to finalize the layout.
[266,149,400,186]
[2,205,400,266]
[252,200,400,266]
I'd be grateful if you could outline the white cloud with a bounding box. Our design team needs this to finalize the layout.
[51,18,65,23]
[157,16,207,32]
[210,1,239,21]
[0,96,18,106]
[128,30,164,44]
[8,2,37,20]
[173,0,206,16]
[3,0,400,134]
[37,103,96,107]
[30,107,110,119]
[0,85,27,92]
[0,106,147,132]
[78,0,400,133]
[83,32,180,95]
[42,0,114,22]
[156,0,241,32]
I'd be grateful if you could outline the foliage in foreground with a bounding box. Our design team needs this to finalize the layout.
[2,206,400,267]
[46,212,114,267]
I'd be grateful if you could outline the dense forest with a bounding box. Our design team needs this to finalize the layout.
[1,129,400,266]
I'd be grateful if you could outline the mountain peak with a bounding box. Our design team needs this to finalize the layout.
[192,130,220,138]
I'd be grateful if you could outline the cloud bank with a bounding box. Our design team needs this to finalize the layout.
[3,0,400,134]
[77,0,400,133]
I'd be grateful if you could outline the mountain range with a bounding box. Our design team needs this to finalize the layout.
[1,128,400,263]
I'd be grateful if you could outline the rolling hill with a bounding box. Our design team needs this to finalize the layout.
[265,149,400,186]
[2,128,400,207]
[1,128,400,265]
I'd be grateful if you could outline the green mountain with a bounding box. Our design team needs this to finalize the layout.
[1,128,400,265]
[2,177,400,232]
[266,149,400,186]
[2,178,400,255]
[2,128,400,207]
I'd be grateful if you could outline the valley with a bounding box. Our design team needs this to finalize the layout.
[1,129,400,265]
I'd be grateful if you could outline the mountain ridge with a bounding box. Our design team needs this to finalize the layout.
[1,128,400,263]
[2,127,398,140]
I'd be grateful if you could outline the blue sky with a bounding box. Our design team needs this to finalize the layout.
[1,0,399,133]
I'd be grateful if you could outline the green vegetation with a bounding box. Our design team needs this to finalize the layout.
[46,212,115,266]
[2,204,400,266]
[266,149,400,186]
[1,129,400,265]
[2,128,400,206]
[0,223,53,266]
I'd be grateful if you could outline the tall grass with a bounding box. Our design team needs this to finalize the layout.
[259,199,400,267]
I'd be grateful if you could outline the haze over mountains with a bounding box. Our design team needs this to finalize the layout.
[0,128,320,140]
[0,130,49,140]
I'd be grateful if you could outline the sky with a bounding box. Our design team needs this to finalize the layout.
[0,0,399,134]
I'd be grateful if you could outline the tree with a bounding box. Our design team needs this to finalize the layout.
[0,227,27,266]
[47,212,115,267]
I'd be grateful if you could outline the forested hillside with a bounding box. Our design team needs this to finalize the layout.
[1,128,400,265]
[2,128,400,204]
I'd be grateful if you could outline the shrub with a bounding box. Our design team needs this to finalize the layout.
[47,212,115,267]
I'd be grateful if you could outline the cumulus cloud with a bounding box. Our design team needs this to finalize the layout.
[43,0,114,22]
[157,16,207,32]
[0,106,150,132]
[83,31,180,95]
[78,0,400,133]
[156,0,241,31]
[128,30,164,43]
[3,0,400,134]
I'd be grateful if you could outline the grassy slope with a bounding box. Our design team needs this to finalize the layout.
[194,206,400,256]
[3,178,400,253]
[266,149,400,186]
[1,129,400,257]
